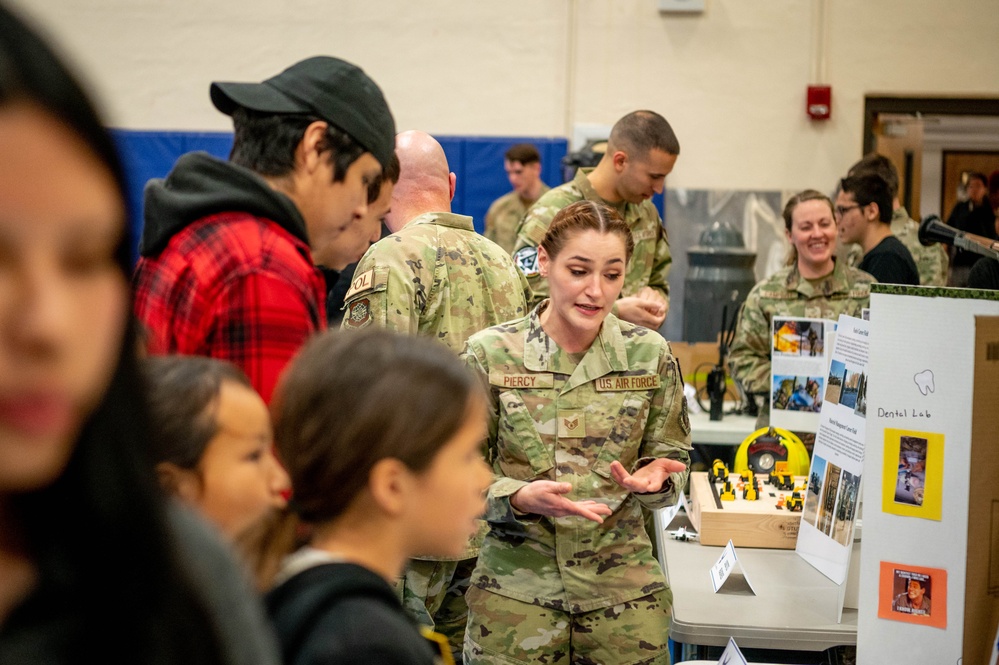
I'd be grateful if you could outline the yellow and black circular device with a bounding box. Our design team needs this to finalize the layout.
[733,427,809,476]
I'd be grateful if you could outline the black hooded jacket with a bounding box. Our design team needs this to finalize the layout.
[265,563,440,665]
[139,152,309,258]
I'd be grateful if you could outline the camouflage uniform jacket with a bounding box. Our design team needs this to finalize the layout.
[845,207,948,286]
[341,211,532,355]
[342,212,531,562]
[484,185,549,255]
[511,169,672,309]
[728,261,874,394]
[460,302,692,613]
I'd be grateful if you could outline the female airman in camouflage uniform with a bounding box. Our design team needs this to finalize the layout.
[729,190,875,422]
[461,201,691,665]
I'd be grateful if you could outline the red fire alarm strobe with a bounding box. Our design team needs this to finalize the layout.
[807,85,832,120]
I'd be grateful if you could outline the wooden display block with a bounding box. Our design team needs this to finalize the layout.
[687,471,804,549]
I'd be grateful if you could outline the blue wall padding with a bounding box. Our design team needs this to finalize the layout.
[110,131,675,260]
[111,131,673,265]
[112,130,233,261]
[112,129,568,263]
[439,136,568,234]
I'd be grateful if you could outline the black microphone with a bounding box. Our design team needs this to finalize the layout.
[920,214,999,261]
[918,215,956,247]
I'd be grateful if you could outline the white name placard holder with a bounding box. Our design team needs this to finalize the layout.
[709,540,756,595]
[716,637,748,665]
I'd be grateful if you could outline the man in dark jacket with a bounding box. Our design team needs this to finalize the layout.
[945,171,997,287]
[133,56,395,402]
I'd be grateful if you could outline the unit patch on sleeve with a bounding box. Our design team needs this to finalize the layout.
[513,246,540,277]
[679,395,690,435]
[345,298,372,329]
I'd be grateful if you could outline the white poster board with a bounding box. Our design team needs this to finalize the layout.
[797,315,867,601]
[769,317,836,434]
[856,287,999,664]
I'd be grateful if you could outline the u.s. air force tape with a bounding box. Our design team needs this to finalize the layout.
[595,374,661,391]
[512,246,539,277]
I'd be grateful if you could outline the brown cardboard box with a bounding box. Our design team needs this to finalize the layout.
[670,341,720,383]
[964,316,999,665]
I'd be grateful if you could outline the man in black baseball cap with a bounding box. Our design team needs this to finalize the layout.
[210,56,395,169]
[134,56,396,403]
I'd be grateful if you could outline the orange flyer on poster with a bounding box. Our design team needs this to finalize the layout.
[877,561,947,629]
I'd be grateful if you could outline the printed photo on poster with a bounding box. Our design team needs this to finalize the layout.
[772,375,824,413]
[769,317,831,435]
[881,429,944,521]
[802,455,826,527]
[824,359,868,418]
[816,461,843,537]
[877,561,947,629]
[831,470,861,547]
[895,436,927,507]
[892,569,932,616]
[773,318,825,358]
[855,375,868,417]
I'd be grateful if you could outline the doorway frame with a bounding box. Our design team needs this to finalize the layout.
[864,96,999,219]
[863,96,999,154]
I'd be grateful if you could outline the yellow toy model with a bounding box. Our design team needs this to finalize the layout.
[767,461,795,490]
[711,459,729,483]
[784,491,804,512]
[720,480,736,501]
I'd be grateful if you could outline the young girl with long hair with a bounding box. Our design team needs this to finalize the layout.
[263,329,492,665]
[144,355,289,542]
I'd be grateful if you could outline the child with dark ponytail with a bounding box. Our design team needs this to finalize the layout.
[261,329,492,665]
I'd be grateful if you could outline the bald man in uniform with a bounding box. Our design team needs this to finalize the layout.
[341,130,530,660]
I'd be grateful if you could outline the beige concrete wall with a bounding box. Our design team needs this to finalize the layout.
[13,0,999,191]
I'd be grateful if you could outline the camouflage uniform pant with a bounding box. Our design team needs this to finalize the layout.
[464,585,672,665]
[401,557,476,663]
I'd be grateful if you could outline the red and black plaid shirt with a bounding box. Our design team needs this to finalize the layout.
[133,212,326,403]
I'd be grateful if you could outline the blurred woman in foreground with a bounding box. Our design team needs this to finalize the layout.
[0,5,275,664]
